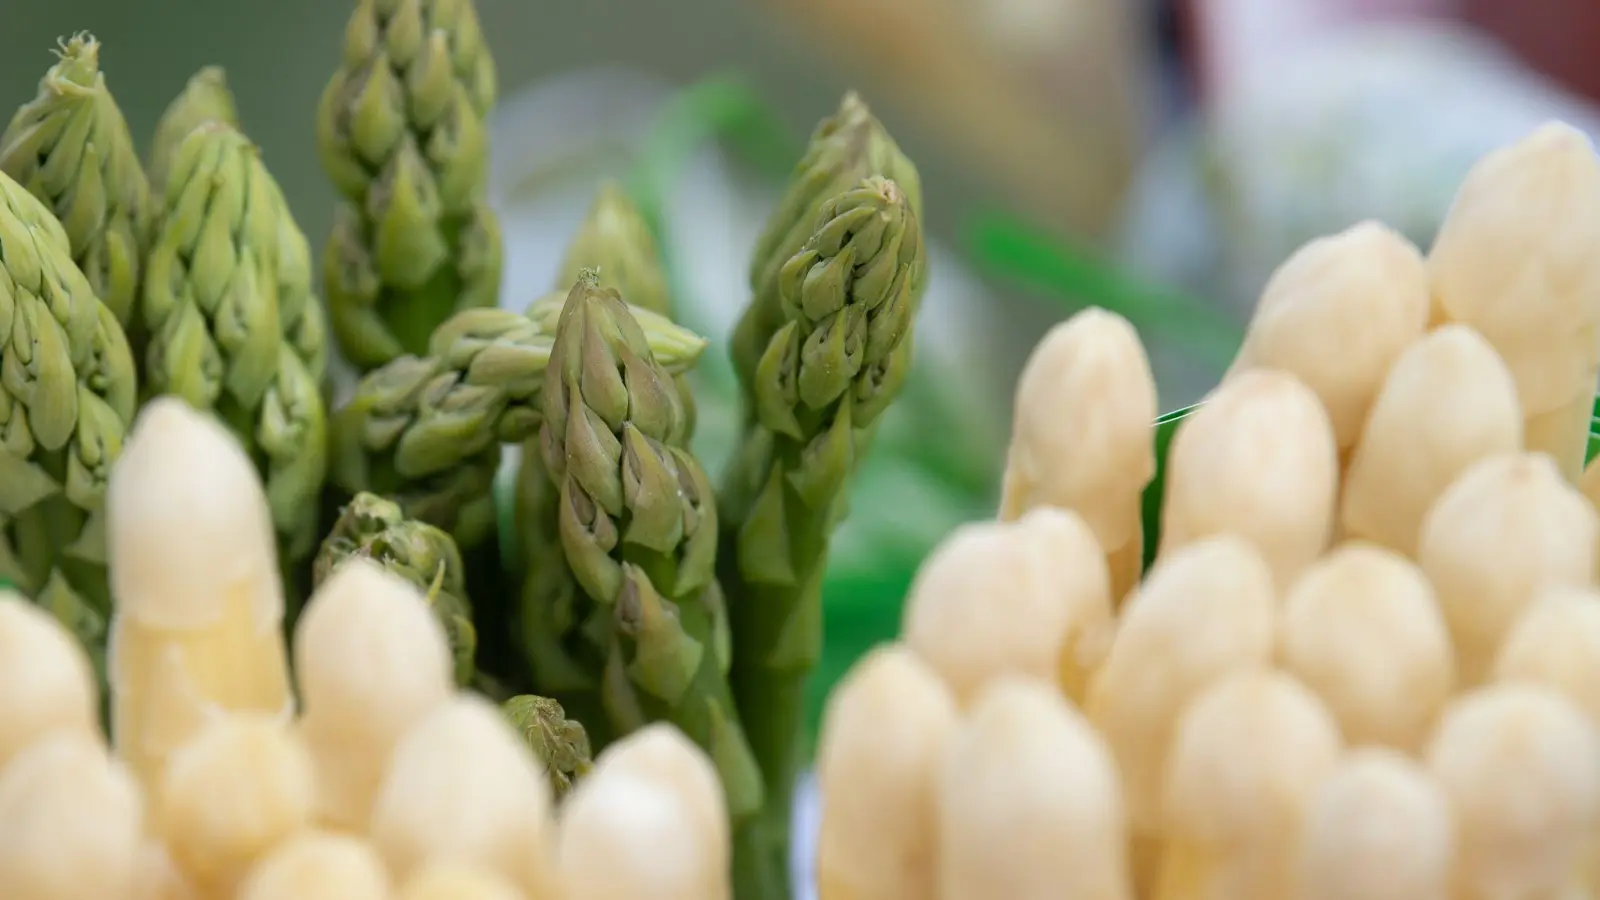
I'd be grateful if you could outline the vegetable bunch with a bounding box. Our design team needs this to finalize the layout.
[817,121,1600,900]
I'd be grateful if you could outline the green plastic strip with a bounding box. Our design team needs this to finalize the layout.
[1588,392,1600,465]
[1140,403,1203,573]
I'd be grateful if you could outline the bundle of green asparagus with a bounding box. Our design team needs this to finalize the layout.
[0,5,928,899]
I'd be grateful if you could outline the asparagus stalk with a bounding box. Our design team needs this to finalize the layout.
[317,0,502,370]
[538,274,764,820]
[236,832,391,900]
[1297,750,1454,900]
[0,34,151,330]
[0,160,137,699]
[719,175,925,893]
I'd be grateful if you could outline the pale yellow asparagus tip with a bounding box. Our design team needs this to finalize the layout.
[1227,220,1430,450]
[294,558,454,831]
[1494,585,1600,719]
[106,397,292,792]
[1157,668,1344,900]
[1339,324,1524,557]
[1580,455,1600,514]
[398,862,528,900]
[369,694,555,897]
[556,761,727,900]
[1428,121,1600,483]
[133,839,197,900]
[0,733,144,900]
[902,508,1111,704]
[1426,684,1600,900]
[1086,534,1277,838]
[1418,452,1598,686]
[0,593,101,769]
[236,831,391,900]
[1279,542,1455,752]
[157,711,315,895]
[1295,748,1454,900]
[589,723,728,877]
[999,306,1158,600]
[937,677,1131,900]
[816,644,958,900]
[1158,367,1338,589]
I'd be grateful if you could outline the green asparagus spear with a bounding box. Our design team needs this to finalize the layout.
[328,297,706,548]
[0,34,151,330]
[722,176,926,897]
[502,694,594,799]
[557,181,671,317]
[0,166,138,691]
[540,273,765,820]
[317,0,503,370]
[732,93,922,402]
[142,122,329,562]
[313,491,477,685]
[148,66,239,195]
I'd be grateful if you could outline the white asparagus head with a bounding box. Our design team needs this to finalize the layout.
[133,839,198,900]
[1000,306,1158,555]
[1086,534,1277,833]
[397,862,527,900]
[368,693,555,897]
[1494,584,1600,721]
[1428,123,1600,419]
[1158,668,1345,900]
[1418,452,1599,686]
[293,558,454,830]
[1425,684,1600,900]
[0,592,101,769]
[1339,324,1524,557]
[938,677,1131,900]
[1279,542,1455,752]
[1295,748,1455,900]
[587,722,727,859]
[235,830,391,900]
[556,760,729,900]
[1227,220,1431,450]
[815,644,958,900]
[1159,367,1339,589]
[156,710,314,895]
[107,395,283,631]
[902,507,1112,704]
[0,733,144,900]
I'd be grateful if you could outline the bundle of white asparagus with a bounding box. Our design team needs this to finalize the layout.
[0,398,728,900]
[819,121,1600,900]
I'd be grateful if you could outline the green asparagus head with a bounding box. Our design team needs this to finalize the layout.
[0,33,152,328]
[148,65,240,193]
[502,694,594,799]
[557,181,671,316]
[314,491,477,685]
[538,273,719,605]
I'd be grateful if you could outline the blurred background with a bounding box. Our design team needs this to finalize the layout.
[8,0,1600,746]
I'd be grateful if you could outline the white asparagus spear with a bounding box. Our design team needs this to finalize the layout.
[1086,535,1277,849]
[1156,668,1344,900]
[555,757,728,900]
[816,644,958,900]
[0,592,101,769]
[105,397,292,794]
[938,677,1131,900]
[1495,585,1600,719]
[1294,748,1454,900]
[1279,542,1455,752]
[1158,368,1338,589]
[235,831,390,900]
[0,733,144,900]
[1339,324,1523,557]
[1426,684,1600,900]
[132,840,197,900]
[368,694,555,898]
[1418,453,1598,686]
[586,723,727,870]
[1225,221,1431,453]
[293,559,454,831]
[902,508,1112,704]
[998,307,1158,602]
[1428,122,1600,483]
[397,863,527,900]
[156,711,314,896]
